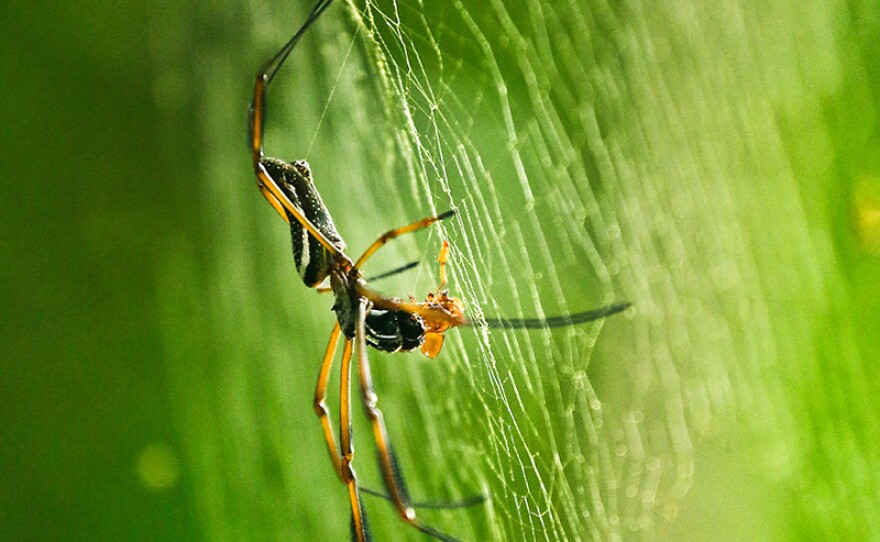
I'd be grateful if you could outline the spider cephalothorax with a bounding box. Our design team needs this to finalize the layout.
[330,268,430,353]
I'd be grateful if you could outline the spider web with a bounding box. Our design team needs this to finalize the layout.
[155,1,693,541]
[308,1,691,540]
[152,0,869,541]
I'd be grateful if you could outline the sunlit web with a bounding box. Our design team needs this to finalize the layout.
[155,0,872,539]
[314,1,697,540]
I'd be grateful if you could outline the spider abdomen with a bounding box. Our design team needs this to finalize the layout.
[260,157,346,287]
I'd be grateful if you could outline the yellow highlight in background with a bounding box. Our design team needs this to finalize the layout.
[855,176,880,255]
[137,443,180,492]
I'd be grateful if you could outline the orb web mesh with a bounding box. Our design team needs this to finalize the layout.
[154,0,870,540]
[326,2,690,540]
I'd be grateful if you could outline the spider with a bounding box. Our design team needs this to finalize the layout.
[248,1,630,541]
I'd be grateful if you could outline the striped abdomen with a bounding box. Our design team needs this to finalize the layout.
[260,157,346,287]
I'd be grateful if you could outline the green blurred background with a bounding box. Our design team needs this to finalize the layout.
[3,0,880,541]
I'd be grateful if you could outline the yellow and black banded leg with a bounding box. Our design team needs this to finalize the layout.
[339,334,371,542]
[353,298,463,542]
[353,210,455,270]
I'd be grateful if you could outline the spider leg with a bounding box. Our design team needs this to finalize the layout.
[249,0,333,160]
[340,334,372,542]
[355,285,466,328]
[436,240,449,290]
[366,260,420,283]
[361,487,485,510]
[314,261,422,295]
[353,298,464,542]
[249,0,343,257]
[480,301,632,329]
[256,184,291,225]
[314,323,345,482]
[353,210,455,270]
[321,321,480,519]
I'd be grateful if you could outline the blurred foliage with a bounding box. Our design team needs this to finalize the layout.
[3,0,880,541]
